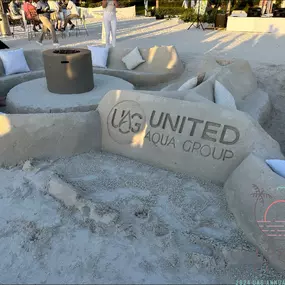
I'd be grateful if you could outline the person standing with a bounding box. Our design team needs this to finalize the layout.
[63,0,79,30]
[102,0,118,48]
[36,0,59,46]
[144,0,148,16]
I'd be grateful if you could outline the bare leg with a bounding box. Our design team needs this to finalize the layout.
[39,15,58,43]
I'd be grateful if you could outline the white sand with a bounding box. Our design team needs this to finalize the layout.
[1,17,285,283]
[0,152,284,283]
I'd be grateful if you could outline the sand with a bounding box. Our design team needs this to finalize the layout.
[0,152,284,283]
[1,17,285,283]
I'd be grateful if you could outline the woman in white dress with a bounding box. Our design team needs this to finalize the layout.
[102,0,119,48]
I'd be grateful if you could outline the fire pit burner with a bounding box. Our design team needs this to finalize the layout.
[43,48,94,94]
[53,49,80,54]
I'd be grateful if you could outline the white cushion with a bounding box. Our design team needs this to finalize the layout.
[122,47,145,70]
[0,48,30,76]
[266,159,285,178]
[87,46,109,68]
[178,77,198,91]
[214,80,237,109]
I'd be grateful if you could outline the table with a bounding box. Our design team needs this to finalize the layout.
[6,74,134,114]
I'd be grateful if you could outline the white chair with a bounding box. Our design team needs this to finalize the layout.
[21,10,36,41]
[68,11,88,37]
[7,9,24,37]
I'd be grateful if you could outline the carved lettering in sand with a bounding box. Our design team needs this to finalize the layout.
[107,101,240,161]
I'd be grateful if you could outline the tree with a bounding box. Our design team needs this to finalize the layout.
[251,184,272,206]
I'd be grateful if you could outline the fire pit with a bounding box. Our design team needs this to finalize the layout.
[43,48,94,94]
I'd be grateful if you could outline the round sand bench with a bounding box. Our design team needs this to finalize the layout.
[224,153,285,273]
[0,46,184,103]
[160,57,271,126]
[6,74,134,114]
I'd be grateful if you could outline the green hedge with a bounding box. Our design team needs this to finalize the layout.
[179,8,196,22]
[179,7,226,24]
[80,0,101,8]
[159,0,184,8]
[155,7,186,17]
[136,6,145,15]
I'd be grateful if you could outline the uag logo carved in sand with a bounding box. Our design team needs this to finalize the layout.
[107,100,146,144]
[251,184,285,270]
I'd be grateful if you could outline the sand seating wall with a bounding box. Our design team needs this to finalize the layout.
[161,57,271,126]
[1,87,282,181]
[0,111,101,166]
[93,46,184,87]
[0,46,184,99]
[0,55,284,274]
[97,90,283,184]
[224,153,285,273]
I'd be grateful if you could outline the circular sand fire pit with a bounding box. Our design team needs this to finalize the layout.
[43,48,94,94]
[6,74,134,114]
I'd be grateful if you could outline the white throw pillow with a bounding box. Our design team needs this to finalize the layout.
[0,48,30,75]
[214,80,237,109]
[266,159,285,178]
[87,46,109,68]
[178,77,198,91]
[122,47,145,70]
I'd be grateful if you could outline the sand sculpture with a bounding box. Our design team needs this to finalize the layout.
[97,90,282,184]
[224,153,285,273]
[0,54,284,274]
[0,112,101,166]
[161,57,271,126]
[0,46,184,102]
[6,74,134,114]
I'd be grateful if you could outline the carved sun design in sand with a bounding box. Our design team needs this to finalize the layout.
[251,184,285,263]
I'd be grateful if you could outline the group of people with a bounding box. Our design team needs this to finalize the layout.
[3,0,119,49]
[8,0,80,46]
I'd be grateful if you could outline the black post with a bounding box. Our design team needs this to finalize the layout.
[187,0,205,30]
